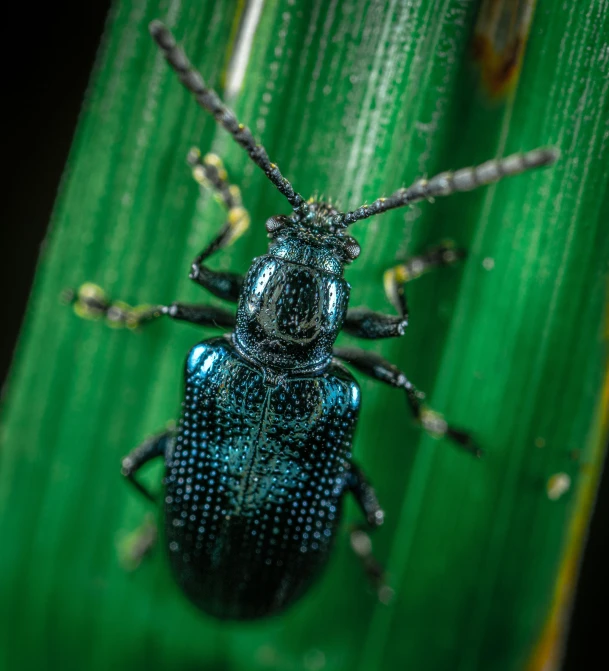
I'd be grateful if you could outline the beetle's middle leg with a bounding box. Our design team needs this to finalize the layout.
[187,149,249,302]
[347,462,393,604]
[343,242,464,340]
[334,346,482,457]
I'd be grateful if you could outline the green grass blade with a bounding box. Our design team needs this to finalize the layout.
[1,1,607,670]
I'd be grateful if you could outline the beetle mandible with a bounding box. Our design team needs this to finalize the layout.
[70,21,557,620]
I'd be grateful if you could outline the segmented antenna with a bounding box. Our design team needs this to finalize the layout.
[333,147,558,227]
[149,21,305,211]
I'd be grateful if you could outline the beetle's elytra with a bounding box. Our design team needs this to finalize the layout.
[70,21,557,620]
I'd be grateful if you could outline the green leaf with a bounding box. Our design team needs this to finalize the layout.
[1,1,607,670]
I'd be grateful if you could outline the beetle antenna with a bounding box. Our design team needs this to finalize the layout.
[333,147,559,227]
[149,20,306,212]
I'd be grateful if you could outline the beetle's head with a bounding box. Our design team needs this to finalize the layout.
[265,199,361,274]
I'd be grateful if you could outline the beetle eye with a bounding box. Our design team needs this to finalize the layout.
[343,237,361,260]
[265,215,290,235]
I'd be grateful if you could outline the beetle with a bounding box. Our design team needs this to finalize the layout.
[70,20,557,620]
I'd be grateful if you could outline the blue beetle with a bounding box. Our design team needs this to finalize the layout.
[70,21,557,620]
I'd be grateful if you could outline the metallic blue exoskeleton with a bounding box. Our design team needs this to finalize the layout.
[71,21,556,620]
[170,337,359,618]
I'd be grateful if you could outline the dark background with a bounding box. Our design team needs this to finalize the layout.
[1,2,606,667]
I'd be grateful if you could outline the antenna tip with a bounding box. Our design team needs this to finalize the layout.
[148,20,174,48]
[527,146,560,168]
[148,19,164,36]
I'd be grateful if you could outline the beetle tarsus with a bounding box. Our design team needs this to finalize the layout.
[186,148,247,302]
[117,513,159,571]
[384,240,465,313]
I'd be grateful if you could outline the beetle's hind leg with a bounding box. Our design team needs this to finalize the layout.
[334,347,482,457]
[343,242,464,340]
[117,429,173,569]
[117,513,158,571]
[347,462,393,604]
[121,428,174,502]
[187,149,250,302]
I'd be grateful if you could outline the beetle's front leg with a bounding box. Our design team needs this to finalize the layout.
[347,462,393,604]
[187,150,249,302]
[334,346,482,457]
[343,242,464,340]
[66,283,236,330]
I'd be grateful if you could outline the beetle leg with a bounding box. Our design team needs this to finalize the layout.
[117,430,173,569]
[117,513,158,571]
[160,303,236,329]
[342,307,409,339]
[65,283,236,330]
[187,150,249,302]
[121,429,174,503]
[342,242,464,340]
[334,346,482,457]
[383,241,465,315]
[347,462,393,604]
[64,282,162,328]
